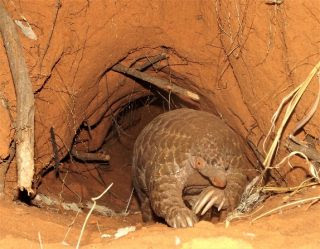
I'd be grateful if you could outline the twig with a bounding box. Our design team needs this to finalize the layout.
[62,210,81,246]
[38,231,43,249]
[71,149,110,162]
[50,128,84,198]
[76,183,113,249]
[40,0,61,70]
[124,187,134,214]
[265,0,284,5]
[247,140,265,168]
[58,169,82,204]
[50,127,60,174]
[0,4,35,194]
[136,54,168,71]
[0,141,15,198]
[252,195,320,222]
[112,63,200,101]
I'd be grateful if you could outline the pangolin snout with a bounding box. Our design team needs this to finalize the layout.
[209,169,227,188]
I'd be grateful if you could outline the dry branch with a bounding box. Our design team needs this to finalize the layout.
[71,149,110,162]
[112,63,200,101]
[0,4,35,193]
[136,53,168,71]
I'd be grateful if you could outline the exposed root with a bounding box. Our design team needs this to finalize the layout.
[0,4,35,194]
[135,53,168,71]
[71,149,111,162]
[62,210,81,246]
[39,0,61,70]
[112,63,200,101]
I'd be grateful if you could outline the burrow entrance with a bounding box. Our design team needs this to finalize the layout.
[35,96,170,215]
[30,52,222,223]
[4,47,307,231]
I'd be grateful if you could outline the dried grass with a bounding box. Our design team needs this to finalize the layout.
[76,183,113,249]
[252,195,320,222]
[227,61,320,226]
[263,60,320,170]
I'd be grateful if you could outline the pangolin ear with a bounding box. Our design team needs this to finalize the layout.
[191,156,206,170]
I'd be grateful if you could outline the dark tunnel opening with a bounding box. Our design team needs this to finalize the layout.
[31,93,184,217]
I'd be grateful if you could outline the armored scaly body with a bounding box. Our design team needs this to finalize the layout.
[132,108,255,228]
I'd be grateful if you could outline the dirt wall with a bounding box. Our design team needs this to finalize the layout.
[0,0,319,186]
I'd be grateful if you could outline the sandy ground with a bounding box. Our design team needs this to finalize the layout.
[1,185,320,249]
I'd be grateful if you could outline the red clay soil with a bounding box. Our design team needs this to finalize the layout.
[1,170,320,249]
[0,0,320,248]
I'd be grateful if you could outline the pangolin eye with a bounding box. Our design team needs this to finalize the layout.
[194,157,205,169]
